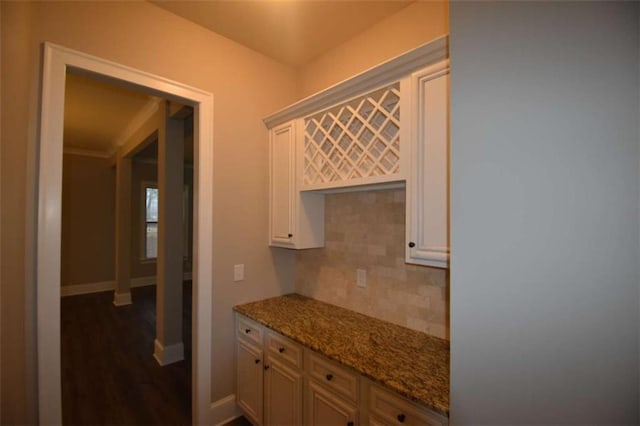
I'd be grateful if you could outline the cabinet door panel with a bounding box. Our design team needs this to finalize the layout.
[306,380,357,426]
[237,340,263,425]
[264,357,302,426]
[270,122,295,246]
[407,66,450,268]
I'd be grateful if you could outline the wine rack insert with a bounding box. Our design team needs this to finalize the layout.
[302,82,402,188]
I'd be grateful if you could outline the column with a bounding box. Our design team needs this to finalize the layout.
[153,103,185,366]
[114,155,132,306]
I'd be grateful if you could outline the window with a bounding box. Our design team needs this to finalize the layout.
[143,183,190,260]
[145,186,159,259]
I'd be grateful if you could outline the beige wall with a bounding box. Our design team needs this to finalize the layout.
[298,0,449,97]
[61,154,116,286]
[296,189,449,339]
[0,1,297,422]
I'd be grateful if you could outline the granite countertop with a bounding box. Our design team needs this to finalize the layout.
[233,294,449,417]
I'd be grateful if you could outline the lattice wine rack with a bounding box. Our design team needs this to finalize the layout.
[302,83,402,187]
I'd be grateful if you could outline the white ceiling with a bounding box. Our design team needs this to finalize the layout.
[151,0,414,67]
[64,1,412,156]
[64,73,159,157]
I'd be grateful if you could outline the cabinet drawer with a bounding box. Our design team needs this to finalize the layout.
[368,384,447,426]
[307,351,358,403]
[266,330,303,369]
[237,315,263,346]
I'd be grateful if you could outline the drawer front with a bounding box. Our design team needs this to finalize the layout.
[368,384,447,426]
[266,330,303,369]
[237,315,264,346]
[307,351,358,402]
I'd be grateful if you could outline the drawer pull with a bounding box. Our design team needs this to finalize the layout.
[264,365,270,371]
[245,328,251,334]
[397,414,406,423]
[254,359,260,364]
[326,373,333,381]
[347,422,354,426]
[278,347,285,353]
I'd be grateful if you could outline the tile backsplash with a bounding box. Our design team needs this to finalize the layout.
[295,188,449,339]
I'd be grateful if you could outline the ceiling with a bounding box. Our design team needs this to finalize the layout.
[150,0,414,66]
[64,1,412,157]
[64,73,158,156]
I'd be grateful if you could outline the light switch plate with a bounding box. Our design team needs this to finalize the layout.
[234,264,244,282]
[356,269,367,288]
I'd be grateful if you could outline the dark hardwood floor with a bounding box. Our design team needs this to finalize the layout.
[62,283,192,425]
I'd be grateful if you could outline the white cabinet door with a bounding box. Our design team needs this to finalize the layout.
[269,121,295,247]
[236,339,264,425]
[269,120,324,249]
[264,357,303,426]
[306,380,358,426]
[406,63,450,269]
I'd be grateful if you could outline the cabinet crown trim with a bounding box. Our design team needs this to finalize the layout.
[263,36,449,129]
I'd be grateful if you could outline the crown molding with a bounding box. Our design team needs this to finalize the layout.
[114,96,163,147]
[263,36,448,129]
[63,146,112,158]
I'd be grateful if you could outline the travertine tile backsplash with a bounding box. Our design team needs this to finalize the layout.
[295,189,449,339]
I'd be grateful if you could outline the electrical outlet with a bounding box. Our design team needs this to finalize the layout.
[234,264,244,282]
[356,269,367,288]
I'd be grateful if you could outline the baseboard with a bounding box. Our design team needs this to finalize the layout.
[60,280,114,297]
[153,339,184,366]
[210,394,241,426]
[131,276,156,288]
[61,273,192,297]
[112,292,132,306]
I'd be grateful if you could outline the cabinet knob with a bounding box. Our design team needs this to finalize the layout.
[278,347,285,353]
[408,242,416,248]
[397,414,406,423]
[254,359,260,364]
[288,233,293,238]
[245,328,251,334]
[326,373,333,381]
[347,422,354,426]
[264,365,270,371]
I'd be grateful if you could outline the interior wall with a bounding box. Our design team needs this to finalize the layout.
[296,189,448,339]
[0,1,298,422]
[61,153,115,286]
[450,1,639,423]
[297,0,448,98]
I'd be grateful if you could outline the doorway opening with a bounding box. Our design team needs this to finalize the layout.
[37,43,213,424]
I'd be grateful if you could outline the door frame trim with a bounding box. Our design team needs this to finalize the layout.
[37,42,214,424]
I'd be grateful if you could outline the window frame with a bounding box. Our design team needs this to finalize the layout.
[140,180,190,262]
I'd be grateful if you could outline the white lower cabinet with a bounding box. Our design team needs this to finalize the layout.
[235,313,447,426]
[306,380,358,426]
[236,339,264,425]
[264,357,303,425]
[365,381,448,426]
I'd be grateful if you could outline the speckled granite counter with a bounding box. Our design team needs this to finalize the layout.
[233,293,449,417]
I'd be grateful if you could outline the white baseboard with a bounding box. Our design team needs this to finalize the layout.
[130,276,156,288]
[112,292,132,306]
[153,339,184,366]
[61,273,192,297]
[210,394,241,426]
[60,280,114,297]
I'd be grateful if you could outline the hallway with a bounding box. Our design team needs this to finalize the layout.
[61,283,192,425]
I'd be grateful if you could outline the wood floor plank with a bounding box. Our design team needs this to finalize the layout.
[62,283,192,425]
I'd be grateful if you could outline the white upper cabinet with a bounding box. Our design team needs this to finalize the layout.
[300,82,409,191]
[269,121,324,249]
[406,62,450,268]
[265,37,449,259]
